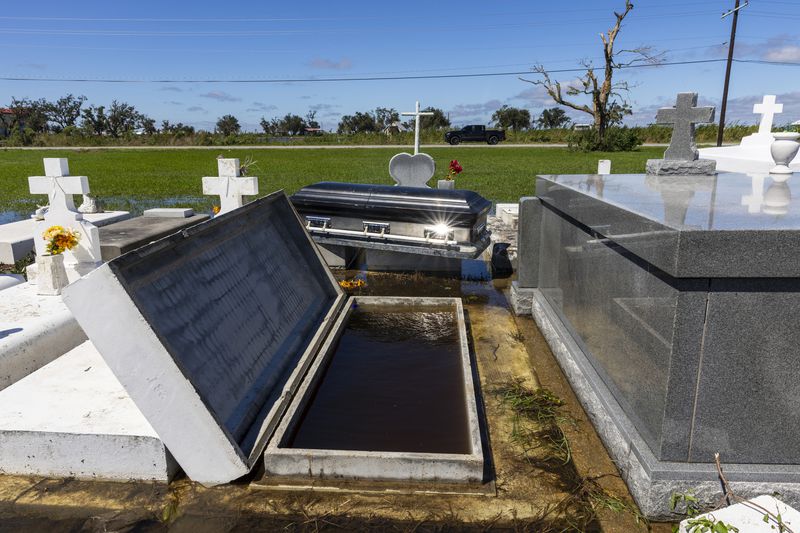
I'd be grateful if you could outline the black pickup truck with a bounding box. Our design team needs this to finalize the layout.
[444,125,505,145]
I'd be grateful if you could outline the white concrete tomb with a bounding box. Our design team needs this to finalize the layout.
[0,340,176,481]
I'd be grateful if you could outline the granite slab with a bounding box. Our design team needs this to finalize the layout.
[98,214,209,261]
[537,173,800,278]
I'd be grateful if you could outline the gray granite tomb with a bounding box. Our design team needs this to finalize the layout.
[512,172,800,518]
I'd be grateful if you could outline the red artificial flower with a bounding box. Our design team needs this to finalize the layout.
[449,160,463,174]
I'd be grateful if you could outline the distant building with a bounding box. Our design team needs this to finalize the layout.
[0,108,18,138]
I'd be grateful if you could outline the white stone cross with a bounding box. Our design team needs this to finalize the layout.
[28,158,90,219]
[202,158,259,215]
[27,158,102,282]
[401,101,434,155]
[753,95,783,136]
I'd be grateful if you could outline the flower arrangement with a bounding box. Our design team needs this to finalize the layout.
[446,159,463,180]
[338,278,366,290]
[42,225,80,255]
[212,205,221,215]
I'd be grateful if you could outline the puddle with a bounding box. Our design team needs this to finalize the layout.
[0,195,214,222]
[287,304,470,454]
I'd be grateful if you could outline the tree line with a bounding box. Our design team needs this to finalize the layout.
[2,93,581,144]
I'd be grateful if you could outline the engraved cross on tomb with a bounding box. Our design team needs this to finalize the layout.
[656,93,715,161]
[202,158,259,215]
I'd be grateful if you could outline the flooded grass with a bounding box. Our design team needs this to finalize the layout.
[0,146,663,220]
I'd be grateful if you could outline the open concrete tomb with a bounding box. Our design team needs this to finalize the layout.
[63,192,483,486]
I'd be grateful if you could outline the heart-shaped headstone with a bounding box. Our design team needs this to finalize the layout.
[389,152,436,188]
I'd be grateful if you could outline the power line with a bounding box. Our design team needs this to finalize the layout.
[0,59,733,84]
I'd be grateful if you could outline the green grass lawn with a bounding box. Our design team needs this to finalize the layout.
[0,146,663,219]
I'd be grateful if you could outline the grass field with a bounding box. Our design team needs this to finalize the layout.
[0,146,663,220]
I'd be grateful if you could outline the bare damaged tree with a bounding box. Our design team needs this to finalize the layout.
[522,1,662,140]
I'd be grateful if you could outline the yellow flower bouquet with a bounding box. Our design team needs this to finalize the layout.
[42,225,81,255]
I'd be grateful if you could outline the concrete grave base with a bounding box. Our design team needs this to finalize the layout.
[646,158,717,175]
[0,340,177,482]
[0,211,129,265]
[317,243,360,269]
[143,208,195,218]
[264,297,484,484]
[509,281,534,316]
[700,145,800,173]
[678,495,800,532]
[528,288,800,520]
[0,282,86,391]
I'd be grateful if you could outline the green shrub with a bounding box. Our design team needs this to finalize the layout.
[568,126,641,152]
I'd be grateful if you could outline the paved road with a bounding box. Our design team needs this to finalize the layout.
[2,143,677,151]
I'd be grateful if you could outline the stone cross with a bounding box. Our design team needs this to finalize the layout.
[202,158,259,215]
[27,158,102,282]
[753,95,783,136]
[401,101,434,155]
[656,93,715,161]
[28,158,89,219]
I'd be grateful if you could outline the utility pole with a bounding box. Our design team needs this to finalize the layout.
[717,0,748,147]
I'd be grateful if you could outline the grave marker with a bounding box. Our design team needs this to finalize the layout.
[27,158,102,281]
[202,158,259,215]
[390,101,436,187]
[646,93,717,175]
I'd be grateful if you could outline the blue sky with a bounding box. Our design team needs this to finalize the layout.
[2,0,800,131]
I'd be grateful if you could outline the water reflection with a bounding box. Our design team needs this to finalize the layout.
[740,174,792,217]
[645,175,714,227]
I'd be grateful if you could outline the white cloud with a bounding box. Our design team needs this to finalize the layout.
[199,91,241,102]
[764,45,800,62]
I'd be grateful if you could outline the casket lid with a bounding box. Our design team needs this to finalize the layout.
[63,191,345,485]
[291,182,492,227]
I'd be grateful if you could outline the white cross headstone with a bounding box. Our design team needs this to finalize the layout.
[202,158,259,215]
[401,101,434,156]
[740,95,784,147]
[28,158,103,282]
[390,101,437,188]
[754,95,783,135]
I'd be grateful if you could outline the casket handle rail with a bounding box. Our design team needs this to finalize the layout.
[304,216,459,247]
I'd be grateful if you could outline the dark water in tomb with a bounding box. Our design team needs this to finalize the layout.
[287,304,471,454]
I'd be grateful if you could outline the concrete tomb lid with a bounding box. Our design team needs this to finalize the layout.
[62,191,345,485]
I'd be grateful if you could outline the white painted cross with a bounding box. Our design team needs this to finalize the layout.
[753,95,783,136]
[401,101,434,155]
[27,158,102,282]
[28,158,89,220]
[202,158,259,215]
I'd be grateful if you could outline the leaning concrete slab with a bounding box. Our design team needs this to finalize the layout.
[0,283,85,391]
[63,192,345,486]
[0,340,176,481]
